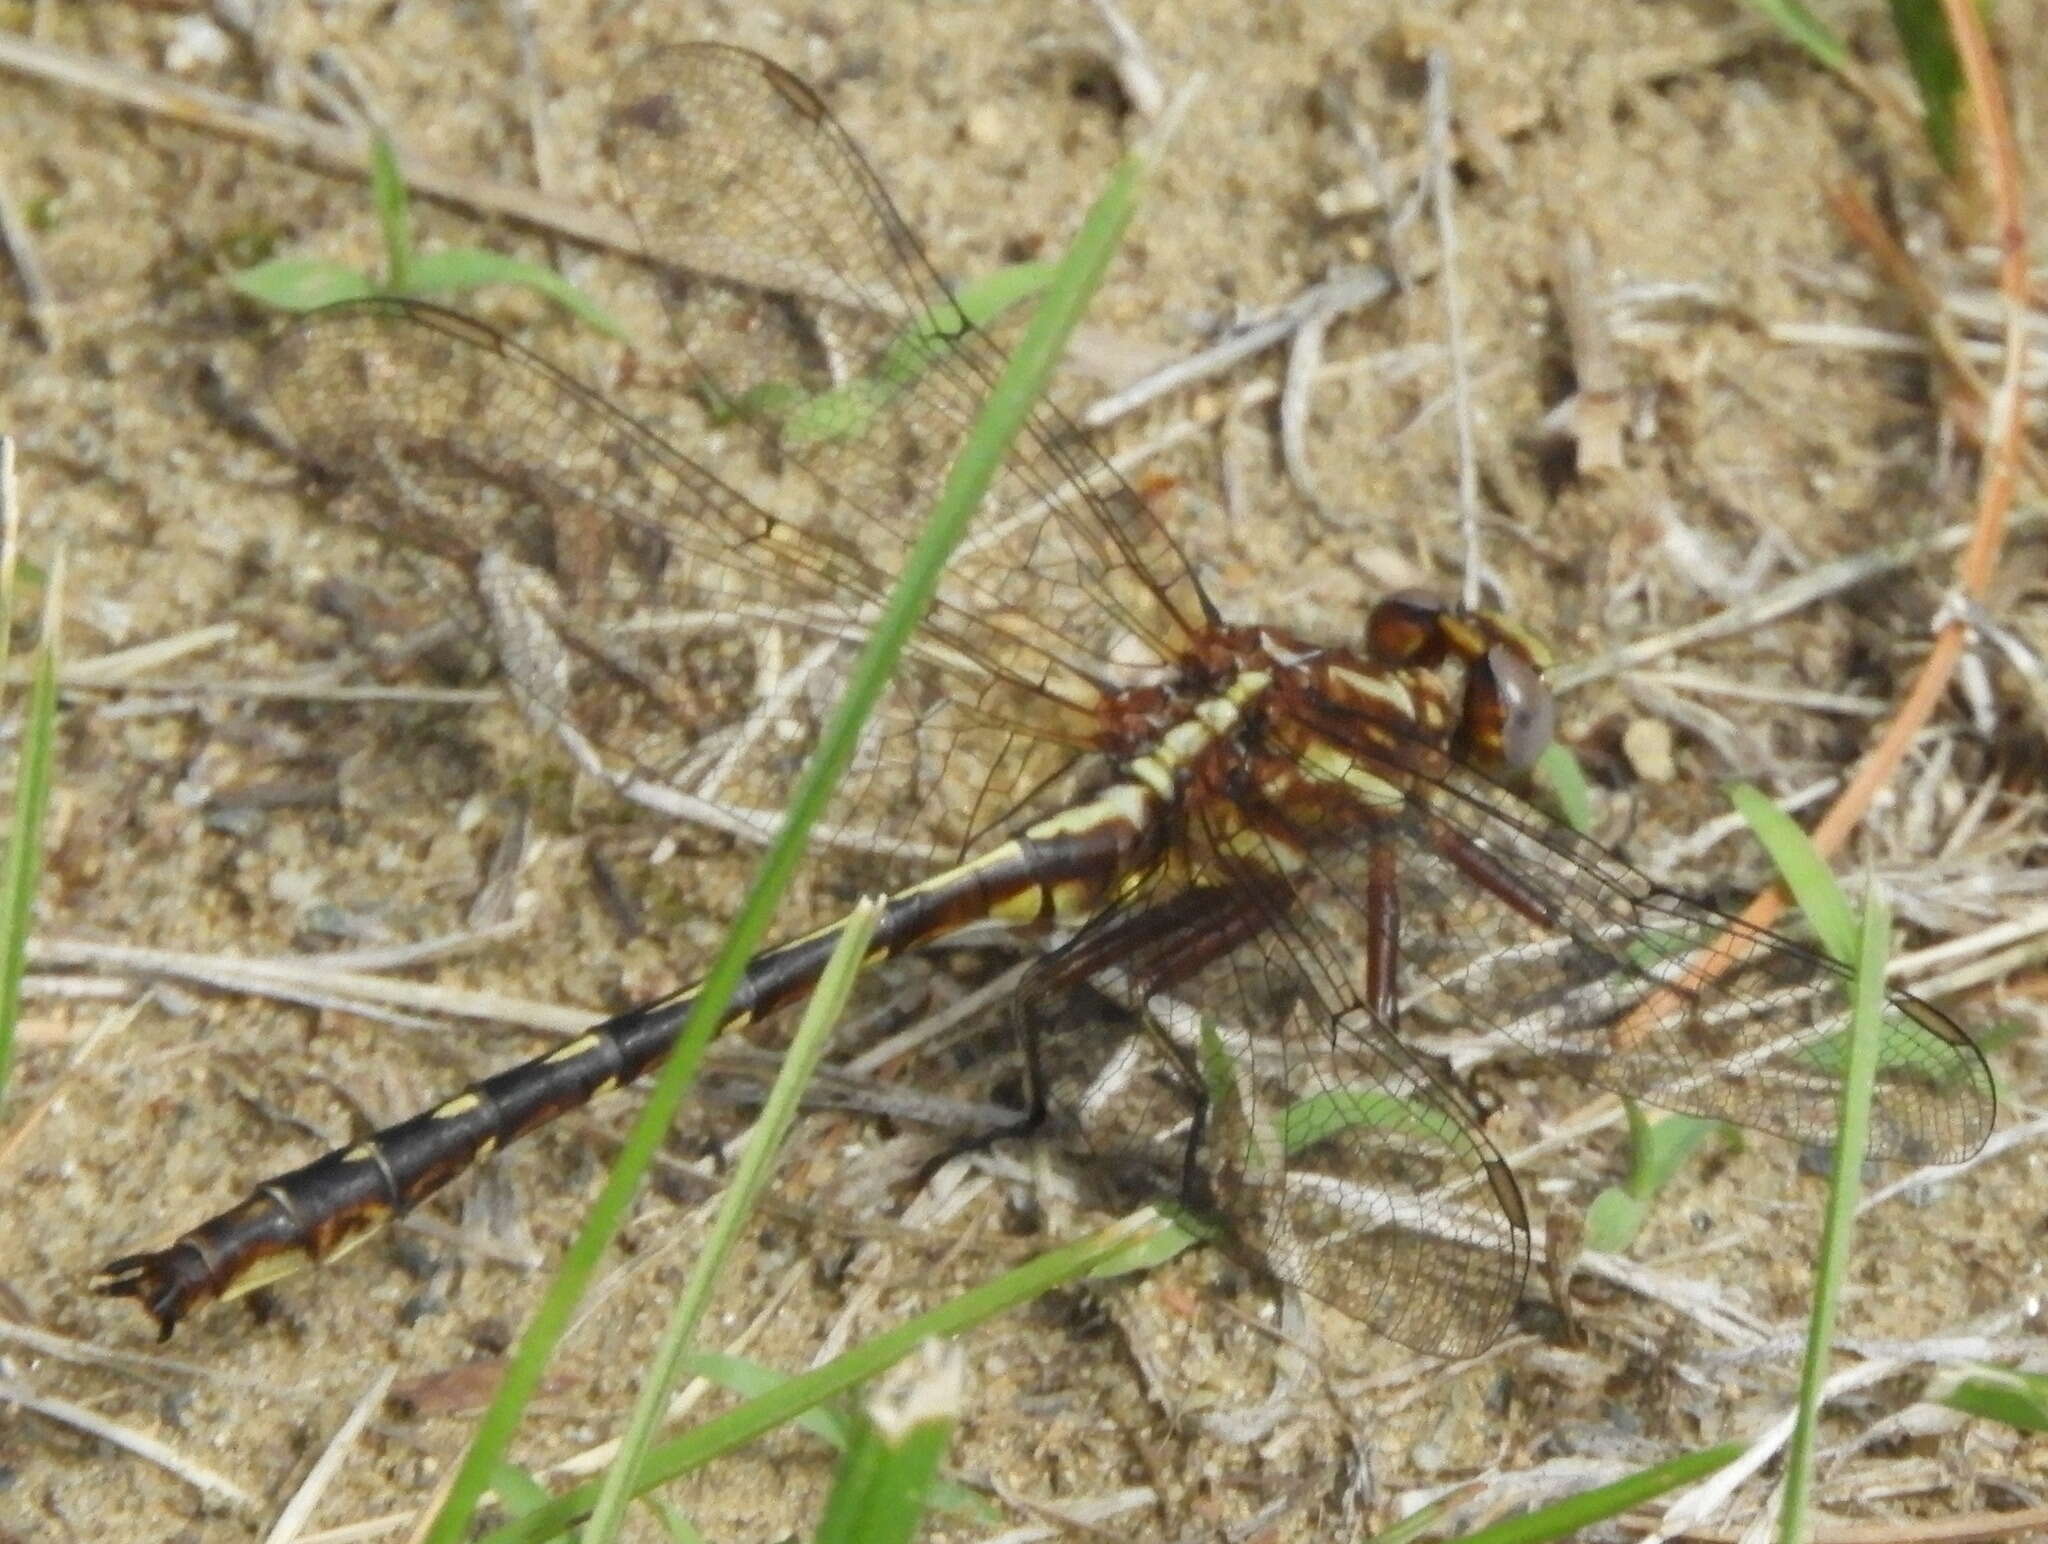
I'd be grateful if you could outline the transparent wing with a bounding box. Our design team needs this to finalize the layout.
[1028,863,1531,1360]
[603,43,1212,679]
[1028,704,1992,1354]
[1268,724,1996,1165]
[265,44,1215,873]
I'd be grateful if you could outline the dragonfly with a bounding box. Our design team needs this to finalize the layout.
[97,43,1995,1358]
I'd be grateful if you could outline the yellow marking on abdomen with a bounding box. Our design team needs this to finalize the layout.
[1129,758,1174,798]
[1155,717,1215,769]
[1024,780,1154,840]
[1047,877,1103,923]
[901,840,1022,896]
[433,1092,484,1120]
[219,1247,316,1302]
[988,886,1047,924]
[544,1032,603,1066]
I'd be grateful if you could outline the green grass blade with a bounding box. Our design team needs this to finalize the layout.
[679,1352,856,1448]
[1444,1440,1744,1543]
[1738,0,1852,72]
[370,131,413,290]
[1887,0,1970,174]
[1726,783,1855,963]
[0,517,59,1110]
[1365,1482,1482,1544]
[473,1214,1175,1544]
[1929,1363,2048,1432]
[776,261,1056,446]
[641,1496,702,1544]
[1082,1211,1202,1278]
[813,1346,962,1544]
[582,899,883,1544]
[1778,880,1890,1544]
[488,1463,584,1544]
[677,1352,993,1521]
[0,435,17,680]
[401,249,626,338]
[421,139,1147,1544]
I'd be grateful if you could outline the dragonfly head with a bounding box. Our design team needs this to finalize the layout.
[1364,590,1555,775]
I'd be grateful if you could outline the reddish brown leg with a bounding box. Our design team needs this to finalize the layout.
[1424,816,1565,933]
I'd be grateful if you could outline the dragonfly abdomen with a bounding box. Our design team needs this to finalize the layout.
[95,783,1159,1338]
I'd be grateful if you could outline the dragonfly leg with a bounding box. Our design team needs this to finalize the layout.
[909,990,1055,1187]
[1424,815,1566,933]
[1363,829,1402,1025]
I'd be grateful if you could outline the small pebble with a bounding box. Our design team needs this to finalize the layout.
[164,16,233,74]
[1621,716,1676,783]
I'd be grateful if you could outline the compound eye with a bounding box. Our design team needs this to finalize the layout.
[1483,643,1555,772]
[1365,589,1449,665]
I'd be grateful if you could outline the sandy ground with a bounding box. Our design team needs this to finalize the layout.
[3,2,2046,1541]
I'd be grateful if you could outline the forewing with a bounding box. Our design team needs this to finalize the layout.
[602,42,1213,693]
[264,42,1219,874]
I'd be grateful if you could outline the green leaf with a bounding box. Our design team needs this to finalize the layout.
[813,1353,964,1544]
[401,248,626,338]
[1196,1018,1238,1115]
[1888,0,1972,175]
[781,378,899,447]
[1931,1363,2048,1432]
[1085,1210,1204,1278]
[1627,1111,1726,1198]
[679,1353,993,1523]
[489,1463,582,1542]
[369,131,414,289]
[1534,741,1594,836]
[227,257,377,312]
[1584,1105,1727,1252]
[774,260,1058,446]
[1282,1087,1484,1161]
[1726,782,1855,964]
[1738,0,1852,71]
[876,261,1058,386]
[702,379,808,425]
[1582,1189,1649,1254]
